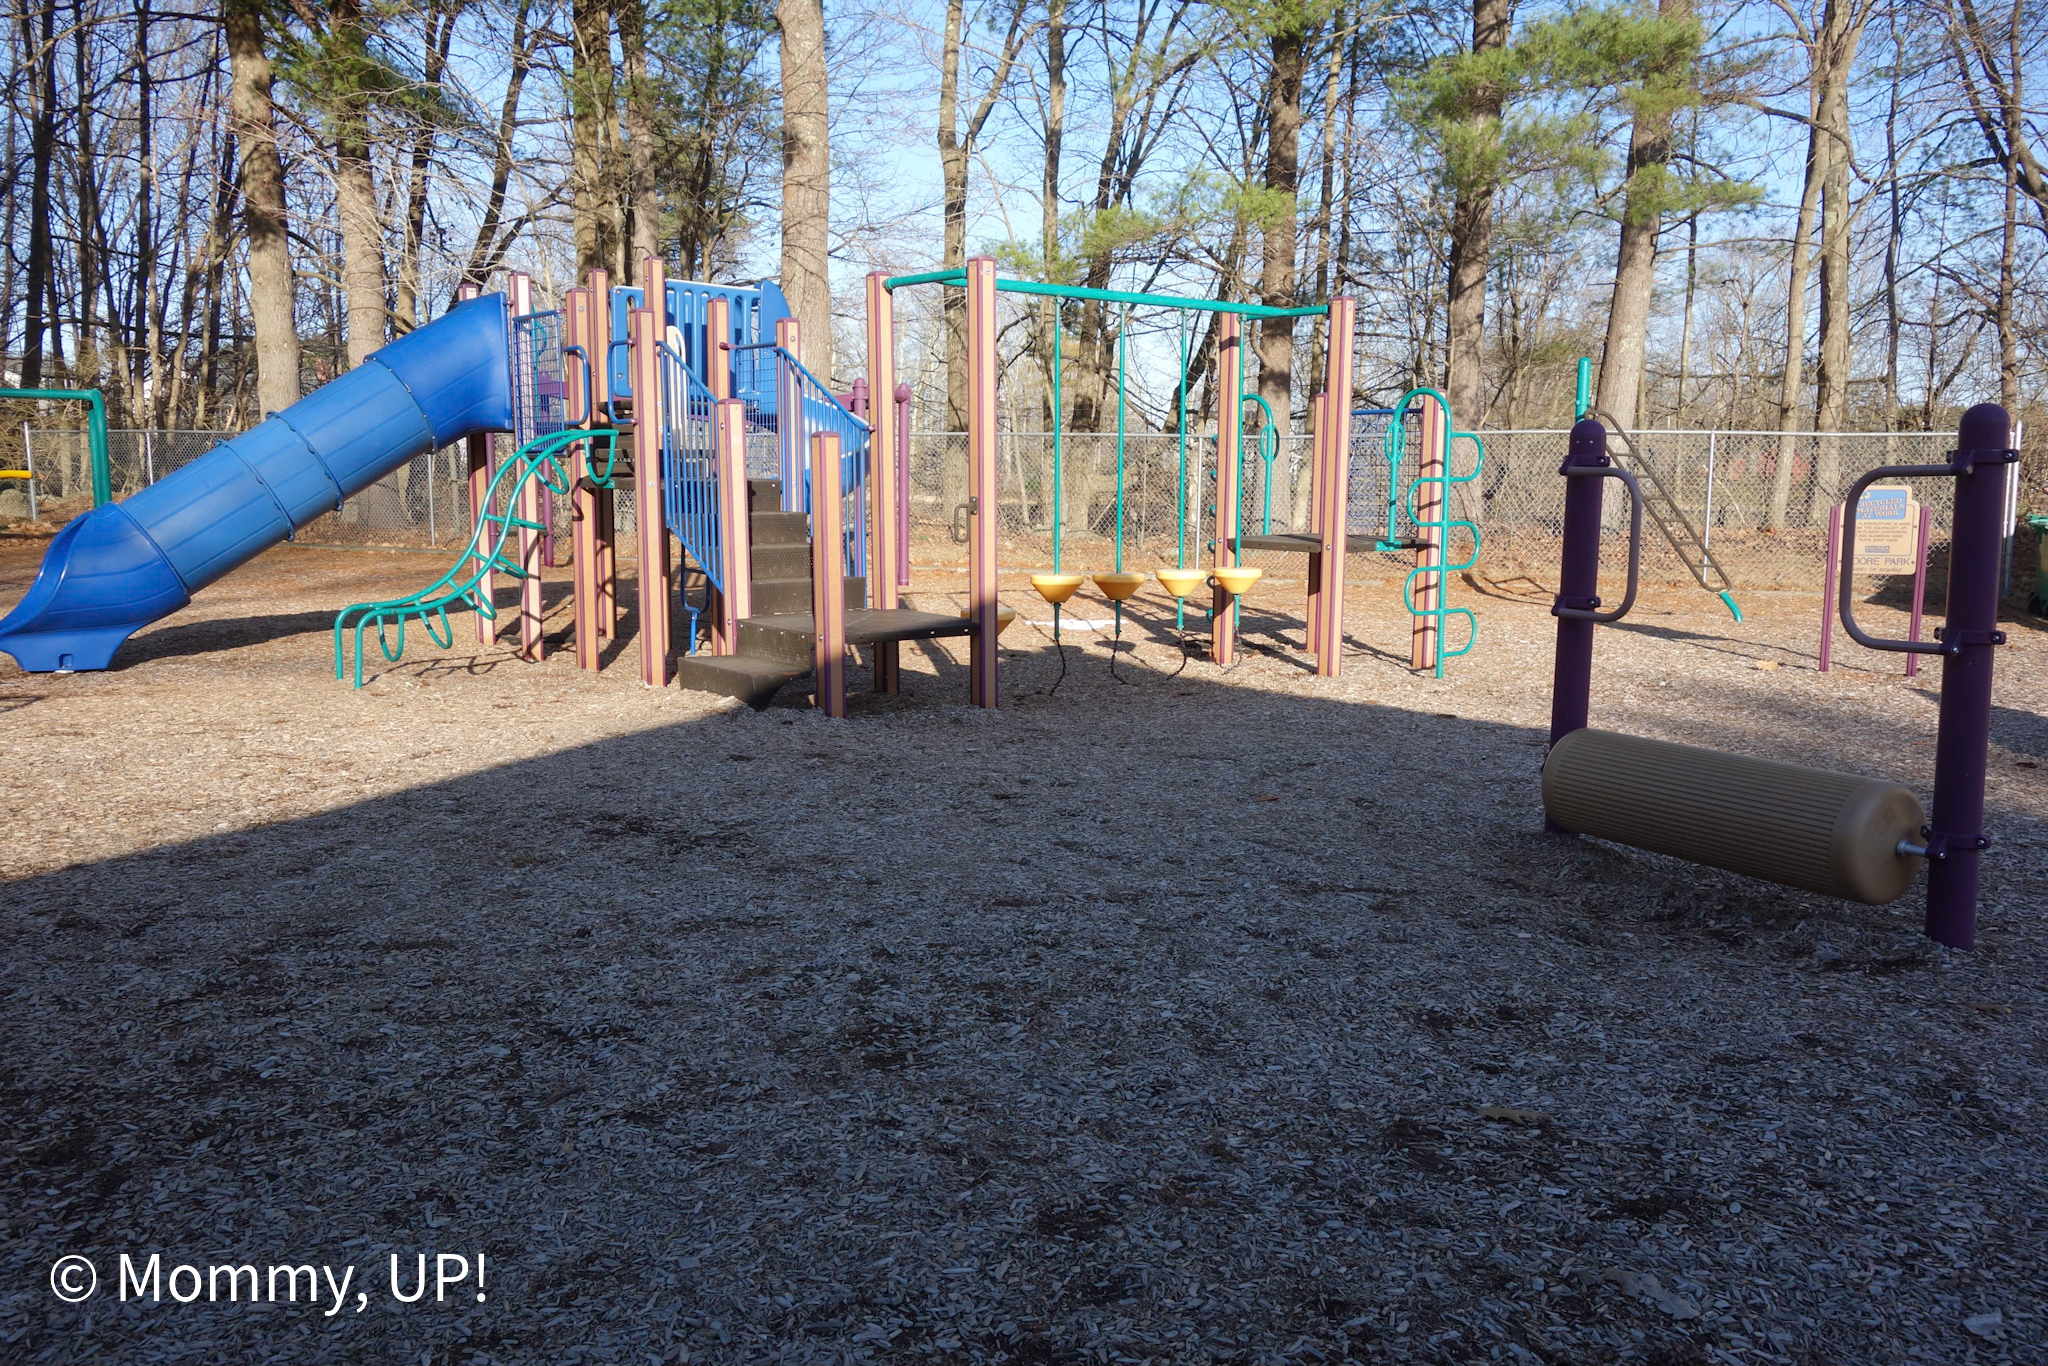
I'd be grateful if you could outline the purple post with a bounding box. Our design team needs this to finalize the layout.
[1548,418,1610,753]
[850,377,869,420]
[1906,503,1931,679]
[1924,403,2011,949]
[894,381,913,588]
[1820,504,1840,672]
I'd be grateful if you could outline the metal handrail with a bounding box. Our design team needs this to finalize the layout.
[1836,461,1974,657]
[1552,463,1643,624]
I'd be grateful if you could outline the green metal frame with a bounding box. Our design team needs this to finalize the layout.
[1,387,111,505]
[883,268,1328,320]
[333,428,623,687]
[1390,386,1485,678]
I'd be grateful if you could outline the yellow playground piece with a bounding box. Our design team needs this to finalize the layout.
[1092,571,1146,602]
[1155,567,1208,599]
[1212,565,1263,597]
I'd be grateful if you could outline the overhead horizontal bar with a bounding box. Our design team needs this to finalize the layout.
[881,268,1330,320]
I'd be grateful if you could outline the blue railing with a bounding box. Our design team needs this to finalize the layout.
[659,339,722,653]
[770,345,871,583]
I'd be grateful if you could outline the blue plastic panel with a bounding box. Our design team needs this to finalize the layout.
[287,363,435,497]
[371,292,514,441]
[120,443,296,590]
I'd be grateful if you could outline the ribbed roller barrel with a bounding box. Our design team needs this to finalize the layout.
[1542,729,1926,905]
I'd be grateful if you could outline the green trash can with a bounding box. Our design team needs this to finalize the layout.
[2029,514,2048,617]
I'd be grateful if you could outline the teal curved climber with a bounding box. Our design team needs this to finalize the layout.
[1388,386,1483,679]
[334,428,624,687]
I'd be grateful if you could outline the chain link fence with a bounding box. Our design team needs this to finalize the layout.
[19,425,2021,601]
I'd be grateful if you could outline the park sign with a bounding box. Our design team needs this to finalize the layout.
[1853,484,1922,574]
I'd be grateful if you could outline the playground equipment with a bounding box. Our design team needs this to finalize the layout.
[335,428,621,686]
[0,450,33,522]
[0,300,513,672]
[1542,407,2012,949]
[1575,355,1743,622]
[0,386,109,508]
[1819,483,1933,676]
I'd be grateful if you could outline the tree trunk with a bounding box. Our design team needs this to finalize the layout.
[777,0,832,380]
[1596,0,1692,434]
[1037,0,1065,428]
[227,0,300,412]
[1257,24,1308,432]
[1304,10,1345,403]
[1811,3,1864,445]
[939,0,968,430]
[570,0,621,280]
[1442,0,1511,428]
[1767,25,1833,531]
[619,0,663,265]
[18,0,57,388]
[1997,0,2020,414]
[461,0,533,292]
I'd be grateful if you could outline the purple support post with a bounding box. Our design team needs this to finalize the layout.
[1923,403,2012,949]
[1547,418,1610,765]
[849,377,869,420]
[894,382,912,588]
[1820,503,1841,672]
[1906,503,1931,679]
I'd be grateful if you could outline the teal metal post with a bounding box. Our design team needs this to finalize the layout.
[1,388,111,505]
[1574,358,1591,421]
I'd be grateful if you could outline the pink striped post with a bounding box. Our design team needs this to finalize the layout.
[630,300,672,686]
[866,272,901,693]
[1906,503,1932,678]
[1306,391,1326,658]
[461,280,498,645]
[812,430,849,716]
[895,383,913,588]
[1820,502,1841,673]
[587,268,619,641]
[566,285,606,672]
[706,297,731,400]
[714,398,751,654]
[1213,313,1244,665]
[1409,382,1445,672]
[776,316,803,508]
[515,273,547,663]
[1314,297,1355,679]
[965,256,1000,708]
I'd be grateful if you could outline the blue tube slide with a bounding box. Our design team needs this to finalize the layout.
[0,294,514,673]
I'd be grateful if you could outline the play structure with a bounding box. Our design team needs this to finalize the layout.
[0,251,1486,708]
[0,306,511,671]
[1541,406,2013,949]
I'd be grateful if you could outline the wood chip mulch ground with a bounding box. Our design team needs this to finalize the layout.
[1,539,2043,1365]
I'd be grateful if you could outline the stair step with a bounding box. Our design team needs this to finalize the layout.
[751,577,817,617]
[748,478,784,507]
[736,617,818,667]
[751,543,813,581]
[751,575,866,616]
[744,607,977,648]
[750,510,812,549]
[672,651,808,709]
